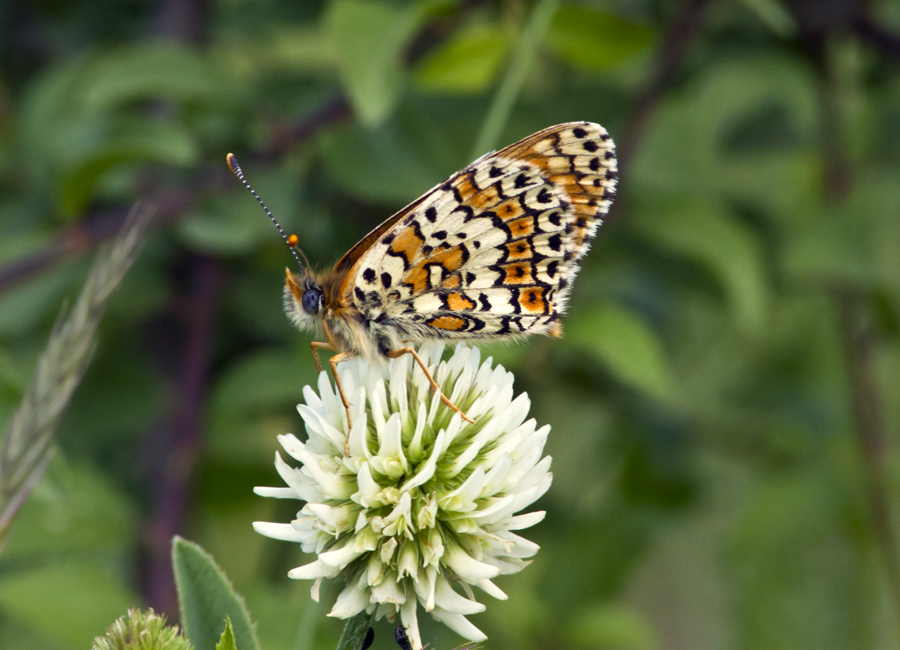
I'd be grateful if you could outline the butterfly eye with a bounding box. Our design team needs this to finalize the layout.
[302,287,323,315]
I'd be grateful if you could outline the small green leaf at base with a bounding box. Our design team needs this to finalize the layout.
[172,537,260,650]
[216,617,238,650]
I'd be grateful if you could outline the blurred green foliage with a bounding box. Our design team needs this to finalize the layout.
[1,1,899,649]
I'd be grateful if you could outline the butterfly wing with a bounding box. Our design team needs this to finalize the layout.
[340,122,617,343]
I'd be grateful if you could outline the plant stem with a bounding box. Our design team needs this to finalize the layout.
[470,0,559,159]
[0,204,152,550]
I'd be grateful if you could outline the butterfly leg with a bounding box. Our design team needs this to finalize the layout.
[386,347,475,424]
[329,351,358,455]
[310,340,334,374]
[311,341,356,454]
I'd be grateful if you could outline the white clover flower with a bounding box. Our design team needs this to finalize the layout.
[253,343,552,649]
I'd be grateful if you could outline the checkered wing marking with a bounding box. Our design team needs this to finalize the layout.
[344,122,617,340]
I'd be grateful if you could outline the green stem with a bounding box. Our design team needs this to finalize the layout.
[335,612,373,650]
[470,0,560,159]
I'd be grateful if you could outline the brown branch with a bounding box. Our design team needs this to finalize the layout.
[811,15,900,632]
[853,11,900,60]
[835,288,900,619]
[0,192,192,295]
[141,254,224,616]
[616,0,715,172]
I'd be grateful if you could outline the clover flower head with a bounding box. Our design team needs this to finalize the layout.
[253,344,552,649]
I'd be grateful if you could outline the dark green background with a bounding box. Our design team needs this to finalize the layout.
[1,1,899,648]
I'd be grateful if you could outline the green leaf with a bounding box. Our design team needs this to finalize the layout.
[216,617,238,650]
[18,53,96,182]
[0,563,140,650]
[565,303,674,400]
[781,173,900,289]
[737,0,797,37]
[211,349,309,416]
[324,0,423,126]
[631,54,820,215]
[0,260,85,337]
[320,124,441,204]
[81,43,225,110]
[177,193,279,257]
[336,612,373,650]
[545,6,655,71]
[635,198,769,336]
[172,537,260,650]
[415,22,509,94]
[2,458,135,560]
[58,120,197,216]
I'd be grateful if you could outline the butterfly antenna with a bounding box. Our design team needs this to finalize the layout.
[226,153,310,272]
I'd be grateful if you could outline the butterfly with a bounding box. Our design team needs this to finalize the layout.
[228,122,617,434]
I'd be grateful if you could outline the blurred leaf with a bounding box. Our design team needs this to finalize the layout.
[737,0,797,37]
[781,172,900,289]
[415,22,509,94]
[178,193,281,256]
[173,537,260,650]
[730,465,877,649]
[545,6,655,71]
[81,44,225,110]
[0,458,135,560]
[211,348,308,416]
[632,54,820,216]
[779,201,870,286]
[206,345,317,465]
[59,120,197,216]
[216,618,237,650]
[565,303,674,400]
[0,261,84,337]
[18,53,96,181]
[0,563,140,650]
[636,198,769,336]
[320,124,441,204]
[266,24,335,73]
[324,0,423,126]
[567,603,656,650]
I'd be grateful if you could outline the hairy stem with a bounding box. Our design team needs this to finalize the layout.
[0,204,153,548]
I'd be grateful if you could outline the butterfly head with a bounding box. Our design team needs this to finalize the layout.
[284,268,326,330]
